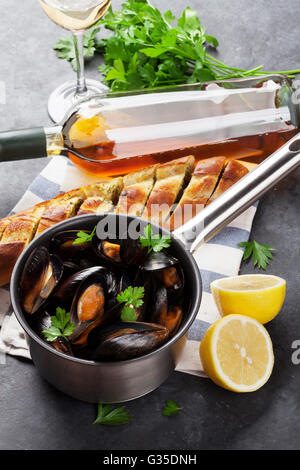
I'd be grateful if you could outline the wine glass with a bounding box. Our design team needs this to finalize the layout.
[39,0,111,123]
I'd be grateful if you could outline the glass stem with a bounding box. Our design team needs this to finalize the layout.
[73,31,87,97]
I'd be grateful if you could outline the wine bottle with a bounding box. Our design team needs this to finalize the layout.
[0,75,299,176]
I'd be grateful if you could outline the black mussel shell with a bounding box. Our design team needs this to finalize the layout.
[27,309,51,338]
[88,322,169,361]
[143,251,178,272]
[119,237,148,266]
[118,273,132,294]
[151,286,168,325]
[52,337,74,356]
[62,261,82,280]
[50,230,92,260]
[20,247,64,314]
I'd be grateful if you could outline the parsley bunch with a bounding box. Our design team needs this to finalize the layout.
[54,0,300,91]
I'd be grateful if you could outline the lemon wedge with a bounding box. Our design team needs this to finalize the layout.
[200,314,274,392]
[211,274,286,324]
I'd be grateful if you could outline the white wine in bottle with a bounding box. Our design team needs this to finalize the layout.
[38,0,111,31]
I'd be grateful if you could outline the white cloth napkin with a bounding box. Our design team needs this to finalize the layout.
[0,156,257,375]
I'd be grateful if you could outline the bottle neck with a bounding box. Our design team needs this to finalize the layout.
[44,126,64,156]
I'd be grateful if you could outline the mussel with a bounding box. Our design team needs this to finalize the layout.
[52,337,74,356]
[68,274,107,346]
[157,266,183,291]
[52,266,109,307]
[20,247,63,314]
[93,235,147,268]
[150,285,183,336]
[165,306,183,336]
[50,230,92,260]
[88,322,169,361]
[143,251,178,272]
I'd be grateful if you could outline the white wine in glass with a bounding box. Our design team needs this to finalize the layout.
[39,0,112,123]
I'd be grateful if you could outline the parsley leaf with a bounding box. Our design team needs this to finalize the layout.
[238,240,276,271]
[117,286,145,322]
[42,307,75,342]
[162,400,182,417]
[140,224,172,254]
[93,403,131,426]
[73,226,96,245]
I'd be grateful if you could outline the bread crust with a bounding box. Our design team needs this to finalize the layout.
[77,197,114,215]
[35,197,83,236]
[0,242,26,287]
[167,157,226,231]
[117,165,157,217]
[143,156,195,225]
[207,159,249,204]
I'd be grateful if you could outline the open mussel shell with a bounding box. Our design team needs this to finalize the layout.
[143,251,178,272]
[68,273,107,346]
[20,247,64,314]
[88,322,169,361]
[52,266,108,308]
[50,230,92,260]
[92,237,122,269]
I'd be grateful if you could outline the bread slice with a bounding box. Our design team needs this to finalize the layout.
[77,197,114,215]
[0,206,46,287]
[82,178,123,205]
[235,160,258,173]
[1,206,45,244]
[116,165,157,217]
[0,218,11,241]
[35,196,84,236]
[143,156,195,225]
[167,157,226,231]
[206,159,249,205]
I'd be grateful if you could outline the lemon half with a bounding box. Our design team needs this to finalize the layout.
[200,314,274,392]
[211,274,286,324]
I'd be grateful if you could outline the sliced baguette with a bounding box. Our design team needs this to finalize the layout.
[167,157,226,231]
[117,165,157,217]
[77,198,114,215]
[206,159,249,205]
[35,196,84,236]
[143,156,195,225]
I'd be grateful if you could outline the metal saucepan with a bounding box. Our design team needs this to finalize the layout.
[10,134,300,403]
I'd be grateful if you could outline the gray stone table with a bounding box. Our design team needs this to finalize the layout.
[0,0,299,450]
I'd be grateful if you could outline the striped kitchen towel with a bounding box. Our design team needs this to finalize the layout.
[0,156,258,376]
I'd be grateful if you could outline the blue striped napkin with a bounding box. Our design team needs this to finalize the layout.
[0,156,258,376]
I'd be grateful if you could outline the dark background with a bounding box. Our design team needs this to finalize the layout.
[0,0,299,450]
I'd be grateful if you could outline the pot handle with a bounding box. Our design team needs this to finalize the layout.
[173,133,300,253]
[0,127,47,162]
